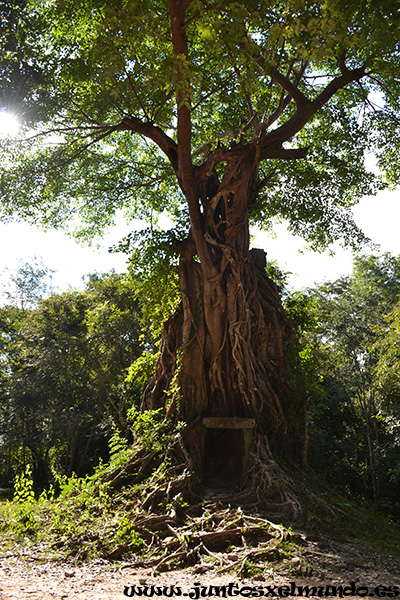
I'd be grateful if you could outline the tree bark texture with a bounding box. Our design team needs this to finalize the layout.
[142,150,302,457]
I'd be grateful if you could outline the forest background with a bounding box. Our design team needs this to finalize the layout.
[1,251,400,513]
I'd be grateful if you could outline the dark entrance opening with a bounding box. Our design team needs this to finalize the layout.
[203,428,244,488]
[201,417,255,489]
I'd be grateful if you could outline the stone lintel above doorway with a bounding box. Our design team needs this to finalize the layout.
[202,417,255,430]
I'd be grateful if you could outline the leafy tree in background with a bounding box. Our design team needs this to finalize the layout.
[1,0,400,497]
[374,305,400,418]
[298,254,400,506]
[0,302,25,486]
[0,258,54,309]
[372,303,400,503]
[0,271,151,487]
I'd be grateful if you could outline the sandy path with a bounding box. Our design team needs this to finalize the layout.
[1,554,400,600]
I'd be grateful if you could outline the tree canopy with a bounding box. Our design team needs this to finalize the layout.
[1,0,399,248]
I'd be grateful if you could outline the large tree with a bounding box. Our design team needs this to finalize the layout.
[1,0,400,494]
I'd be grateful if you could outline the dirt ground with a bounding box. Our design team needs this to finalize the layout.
[1,546,400,600]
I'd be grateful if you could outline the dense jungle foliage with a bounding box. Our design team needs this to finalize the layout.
[0,264,156,489]
[1,252,400,516]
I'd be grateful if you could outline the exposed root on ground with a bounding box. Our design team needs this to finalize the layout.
[245,434,303,519]
[97,427,314,572]
[112,501,307,575]
[103,426,303,518]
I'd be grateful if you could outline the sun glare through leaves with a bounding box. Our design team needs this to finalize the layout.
[0,111,19,138]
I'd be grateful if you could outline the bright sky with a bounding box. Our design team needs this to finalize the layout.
[0,110,399,294]
[0,112,19,137]
[0,187,398,295]
[254,188,400,290]
[0,217,134,293]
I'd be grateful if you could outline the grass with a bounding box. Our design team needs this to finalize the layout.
[0,423,399,577]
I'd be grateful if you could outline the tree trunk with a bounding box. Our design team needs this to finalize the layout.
[142,151,306,493]
[143,253,297,429]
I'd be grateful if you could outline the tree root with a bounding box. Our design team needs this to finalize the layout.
[113,500,308,573]
[102,429,308,567]
[99,428,327,572]
[104,448,160,490]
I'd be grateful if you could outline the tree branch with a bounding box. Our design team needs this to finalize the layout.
[257,57,310,107]
[167,0,216,276]
[367,75,400,111]
[338,51,348,74]
[259,59,309,128]
[262,64,368,150]
[260,146,309,160]
[196,139,308,177]
[23,124,110,143]
[50,128,119,168]
[312,66,366,111]
[167,0,192,182]
[264,91,291,129]
[118,116,178,173]
[228,53,257,133]
[124,68,151,122]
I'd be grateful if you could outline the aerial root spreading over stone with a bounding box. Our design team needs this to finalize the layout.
[103,425,302,512]
[142,255,298,440]
[3,0,400,517]
[97,426,309,572]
